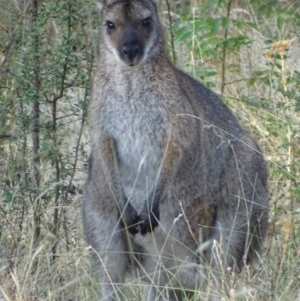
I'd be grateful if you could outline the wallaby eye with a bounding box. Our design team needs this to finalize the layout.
[105,21,115,30]
[142,17,152,27]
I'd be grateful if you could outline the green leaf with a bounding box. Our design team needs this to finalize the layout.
[221,17,230,29]
[277,16,283,30]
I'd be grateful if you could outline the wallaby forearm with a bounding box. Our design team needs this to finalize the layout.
[92,133,139,234]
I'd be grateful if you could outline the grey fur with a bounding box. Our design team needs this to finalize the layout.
[82,0,269,300]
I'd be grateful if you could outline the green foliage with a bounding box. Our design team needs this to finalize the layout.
[0,0,95,258]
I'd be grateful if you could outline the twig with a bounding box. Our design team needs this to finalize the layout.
[165,0,176,65]
[221,0,232,95]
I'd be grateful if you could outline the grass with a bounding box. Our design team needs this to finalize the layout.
[0,0,300,300]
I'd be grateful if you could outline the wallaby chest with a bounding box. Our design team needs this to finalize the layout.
[102,74,168,205]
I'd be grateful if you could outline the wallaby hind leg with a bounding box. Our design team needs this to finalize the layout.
[210,181,268,278]
[83,185,128,301]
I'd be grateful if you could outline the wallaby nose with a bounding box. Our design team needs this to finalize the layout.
[122,44,139,60]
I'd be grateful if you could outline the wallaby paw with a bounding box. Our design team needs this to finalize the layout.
[127,213,140,235]
[139,209,159,236]
[119,202,140,235]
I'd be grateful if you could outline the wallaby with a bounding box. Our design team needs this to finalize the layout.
[82,0,269,300]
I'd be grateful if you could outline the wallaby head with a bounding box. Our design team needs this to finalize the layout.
[96,0,163,66]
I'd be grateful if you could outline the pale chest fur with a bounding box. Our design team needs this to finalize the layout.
[99,72,169,210]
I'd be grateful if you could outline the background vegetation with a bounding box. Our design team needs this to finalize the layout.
[0,0,299,300]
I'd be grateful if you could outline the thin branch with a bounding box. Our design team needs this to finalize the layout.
[51,0,72,261]
[165,0,176,65]
[62,23,92,251]
[31,0,41,248]
[221,0,232,95]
